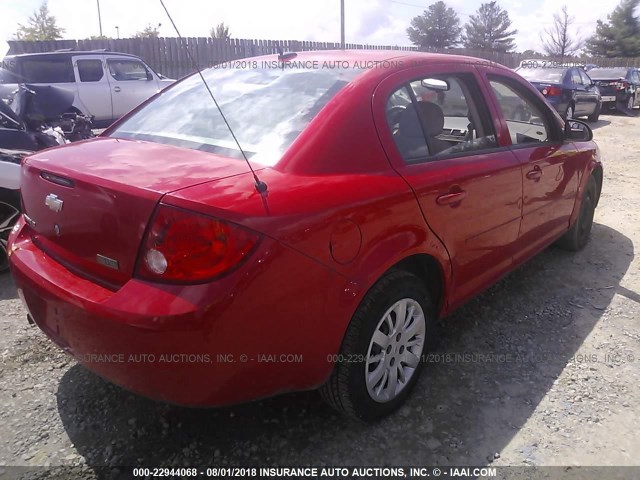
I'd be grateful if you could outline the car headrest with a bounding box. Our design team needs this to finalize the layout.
[416,101,445,136]
[397,104,423,138]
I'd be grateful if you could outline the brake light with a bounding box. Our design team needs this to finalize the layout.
[542,86,562,96]
[136,204,260,283]
[614,81,628,90]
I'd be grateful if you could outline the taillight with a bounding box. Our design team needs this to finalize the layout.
[614,81,628,90]
[542,86,562,96]
[135,204,260,283]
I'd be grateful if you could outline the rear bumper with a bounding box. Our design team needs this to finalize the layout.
[8,217,352,406]
[600,91,631,107]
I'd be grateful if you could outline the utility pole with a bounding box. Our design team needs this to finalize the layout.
[340,0,345,49]
[115,26,120,39]
[97,0,103,37]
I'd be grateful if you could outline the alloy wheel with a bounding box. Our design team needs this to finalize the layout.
[0,201,20,273]
[365,298,426,403]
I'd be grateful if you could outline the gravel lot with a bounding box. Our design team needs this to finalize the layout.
[1,113,639,478]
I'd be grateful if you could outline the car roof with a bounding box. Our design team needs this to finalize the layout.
[3,51,142,61]
[241,49,509,83]
[256,49,503,65]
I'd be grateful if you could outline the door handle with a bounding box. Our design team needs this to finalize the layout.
[114,86,121,93]
[436,190,467,206]
[526,166,543,180]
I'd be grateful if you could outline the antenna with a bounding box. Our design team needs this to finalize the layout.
[158,0,268,194]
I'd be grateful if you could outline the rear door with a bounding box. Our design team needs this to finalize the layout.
[481,71,581,261]
[73,55,112,121]
[105,56,158,118]
[374,63,524,309]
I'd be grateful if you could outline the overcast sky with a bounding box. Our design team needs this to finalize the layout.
[0,0,625,58]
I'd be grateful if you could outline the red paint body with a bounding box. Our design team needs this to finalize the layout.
[8,51,602,406]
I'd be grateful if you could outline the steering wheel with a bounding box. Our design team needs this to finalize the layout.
[387,105,407,128]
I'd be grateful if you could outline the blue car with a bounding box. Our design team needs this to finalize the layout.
[514,66,602,121]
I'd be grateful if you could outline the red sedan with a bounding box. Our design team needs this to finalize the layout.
[8,51,602,421]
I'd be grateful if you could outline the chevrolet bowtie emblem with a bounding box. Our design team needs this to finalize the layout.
[45,194,63,212]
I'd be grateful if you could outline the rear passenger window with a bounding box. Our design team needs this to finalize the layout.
[386,74,497,164]
[489,78,551,145]
[107,59,148,81]
[571,69,582,85]
[77,59,104,82]
[21,58,74,83]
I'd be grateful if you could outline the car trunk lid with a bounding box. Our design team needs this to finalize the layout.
[21,137,256,288]
[530,82,563,98]
[593,78,623,96]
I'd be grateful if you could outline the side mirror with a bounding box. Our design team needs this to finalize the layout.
[146,70,153,81]
[564,118,593,142]
[421,78,449,91]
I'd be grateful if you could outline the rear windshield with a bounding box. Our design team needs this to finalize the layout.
[588,68,627,79]
[515,68,566,83]
[110,66,362,166]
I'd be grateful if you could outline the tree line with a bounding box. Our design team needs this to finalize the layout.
[13,1,232,42]
[12,0,640,59]
[408,0,640,58]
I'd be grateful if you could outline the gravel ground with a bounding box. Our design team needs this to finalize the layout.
[1,113,639,479]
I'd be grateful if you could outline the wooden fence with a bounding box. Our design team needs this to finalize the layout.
[6,38,640,79]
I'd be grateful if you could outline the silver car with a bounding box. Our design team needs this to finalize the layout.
[1,51,174,127]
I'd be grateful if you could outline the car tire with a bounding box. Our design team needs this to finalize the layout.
[627,95,635,110]
[588,102,601,122]
[564,103,575,121]
[557,175,597,251]
[0,189,21,273]
[319,270,437,422]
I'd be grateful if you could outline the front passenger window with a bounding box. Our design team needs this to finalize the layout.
[107,60,149,81]
[489,79,550,145]
[77,59,104,82]
[580,70,592,86]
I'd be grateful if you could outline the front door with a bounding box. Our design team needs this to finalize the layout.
[105,57,157,119]
[483,73,580,260]
[579,69,599,116]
